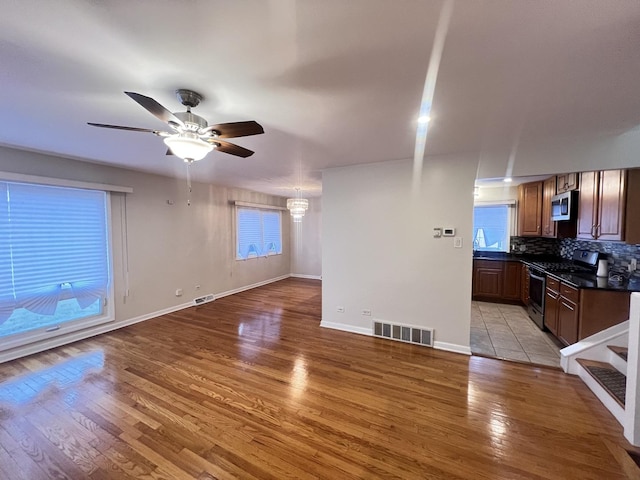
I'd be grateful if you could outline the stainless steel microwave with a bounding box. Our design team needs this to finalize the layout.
[551,191,577,221]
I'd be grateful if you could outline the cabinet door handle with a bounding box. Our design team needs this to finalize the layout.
[561,301,575,311]
[591,225,596,238]
[596,224,601,238]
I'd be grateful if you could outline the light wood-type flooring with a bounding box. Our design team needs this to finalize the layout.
[0,278,639,479]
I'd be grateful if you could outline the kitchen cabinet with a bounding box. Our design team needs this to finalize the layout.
[521,265,530,306]
[503,262,522,301]
[472,259,522,303]
[472,260,503,300]
[557,283,579,346]
[556,173,578,193]
[577,169,626,241]
[544,277,560,335]
[517,181,543,236]
[541,176,557,238]
[543,274,630,346]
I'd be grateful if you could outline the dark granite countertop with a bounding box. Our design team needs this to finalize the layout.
[546,271,640,292]
[472,252,561,263]
[472,251,640,293]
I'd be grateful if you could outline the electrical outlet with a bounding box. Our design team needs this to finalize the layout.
[175,288,183,297]
[362,309,372,316]
[337,306,345,313]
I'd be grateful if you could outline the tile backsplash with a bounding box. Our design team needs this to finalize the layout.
[511,236,640,274]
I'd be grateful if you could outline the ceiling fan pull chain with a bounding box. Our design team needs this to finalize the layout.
[186,162,192,206]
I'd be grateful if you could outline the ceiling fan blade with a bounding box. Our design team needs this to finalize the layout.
[208,121,264,138]
[210,139,255,158]
[87,122,157,133]
[124,91,185,129]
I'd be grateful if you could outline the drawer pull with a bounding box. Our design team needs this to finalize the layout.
[561,302,575,311]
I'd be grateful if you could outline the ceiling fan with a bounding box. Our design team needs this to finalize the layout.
[88,89,264,162]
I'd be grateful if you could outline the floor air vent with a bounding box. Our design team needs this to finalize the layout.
[193,294,215,305]
[373,321,434,347]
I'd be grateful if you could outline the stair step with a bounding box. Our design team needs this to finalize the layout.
[608,345,628,362]
[576,359,626,408]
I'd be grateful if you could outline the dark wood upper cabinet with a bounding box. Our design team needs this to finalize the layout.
[517,181,543,236]
[556,173,579,193]
[597,169,626,241]
[577,171,599,239]
[541,176,557,238]
[577,170,626,241]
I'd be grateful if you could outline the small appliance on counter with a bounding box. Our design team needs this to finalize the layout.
[596,256,609,278]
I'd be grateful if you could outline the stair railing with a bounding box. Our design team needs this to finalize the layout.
[624,292,640,446]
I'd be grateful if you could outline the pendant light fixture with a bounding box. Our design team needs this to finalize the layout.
[286,188,309,222]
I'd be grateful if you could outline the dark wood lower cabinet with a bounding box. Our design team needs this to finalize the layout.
[472,259,522,303]
[544,276,629,346]
[521,265,530,305]
[544,288,559,336]
[557,296,579,346]
[472,261,503,300]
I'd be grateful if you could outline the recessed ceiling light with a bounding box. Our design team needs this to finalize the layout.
[418,115,431,124]
[503,177,513,183]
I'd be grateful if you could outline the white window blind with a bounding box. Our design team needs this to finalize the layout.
[236,207,282,259]
[0,182,109,327]
[473,204,512,252]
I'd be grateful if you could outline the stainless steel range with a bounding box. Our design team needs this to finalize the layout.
[526,250,599,330]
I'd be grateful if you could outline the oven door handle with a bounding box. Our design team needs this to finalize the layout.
[529,272,546,282]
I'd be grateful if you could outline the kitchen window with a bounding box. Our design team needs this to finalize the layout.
[236,207,282,259]
[473,203,514,252]
[0,181,112,351]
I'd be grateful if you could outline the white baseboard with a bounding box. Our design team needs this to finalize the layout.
[215,274,291,299]
[320,321,372,336]
[0,301,193,364]
[290,274,322,280]
[434,341,472,356]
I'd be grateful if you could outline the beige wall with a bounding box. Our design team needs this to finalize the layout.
[321,156,477,353]
[291,197,322,278]
[0,146,291,359]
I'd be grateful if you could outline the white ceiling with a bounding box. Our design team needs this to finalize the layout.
[1,1,639,198]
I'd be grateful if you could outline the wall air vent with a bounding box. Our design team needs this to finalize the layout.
[193,294,215,305]
[372,320,434,347]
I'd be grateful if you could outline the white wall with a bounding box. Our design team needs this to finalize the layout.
[0,146,290,360]
[321,156,477,353]
[475,185,518,203]
[291,197,322,278]
[477,129,640,179]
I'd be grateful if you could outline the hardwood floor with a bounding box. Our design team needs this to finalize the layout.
[0,278,638,479]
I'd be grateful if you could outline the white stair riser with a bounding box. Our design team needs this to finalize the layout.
[609,351,628,376]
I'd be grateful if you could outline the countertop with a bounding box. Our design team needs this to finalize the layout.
[473,251,640,293]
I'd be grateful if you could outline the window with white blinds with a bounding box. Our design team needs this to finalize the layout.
[0,181,111,346]
[236,207,282,259]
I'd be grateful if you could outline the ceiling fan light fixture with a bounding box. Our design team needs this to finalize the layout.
[163,133,213,162]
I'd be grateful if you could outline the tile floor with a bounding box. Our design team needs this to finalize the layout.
[470,301,562,368]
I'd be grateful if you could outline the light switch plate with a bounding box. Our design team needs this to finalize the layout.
[454,236,463,248]
[433,228,442,238]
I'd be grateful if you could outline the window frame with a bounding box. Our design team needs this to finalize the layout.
[235,205,283,261]
[472,201,516,253]
[0,181,115,353]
